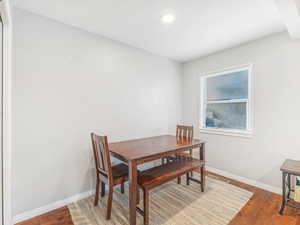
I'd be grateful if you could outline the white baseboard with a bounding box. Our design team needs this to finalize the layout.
[13,167,282,224]
[207,166,282,195]
[13,190,93,224]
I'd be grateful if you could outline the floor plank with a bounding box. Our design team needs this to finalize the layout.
[16,172,299,225]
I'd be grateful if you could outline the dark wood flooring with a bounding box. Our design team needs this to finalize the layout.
[16,172,300,225]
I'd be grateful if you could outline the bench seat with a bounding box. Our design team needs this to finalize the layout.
[136,158,205,225]
[138,158,204,190]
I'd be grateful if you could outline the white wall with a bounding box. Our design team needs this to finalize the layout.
[0,13,3,224]
[183,32,300,189]
[12,9,182,216]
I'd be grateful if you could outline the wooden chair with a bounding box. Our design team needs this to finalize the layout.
[175,125,194,158]
[91,133,129,220]
[161,125,194,184]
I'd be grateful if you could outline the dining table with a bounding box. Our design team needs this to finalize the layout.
[109,135,206,225]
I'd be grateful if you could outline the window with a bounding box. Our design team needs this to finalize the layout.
[200,65,252,137]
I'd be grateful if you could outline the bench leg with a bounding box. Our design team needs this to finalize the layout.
[121,182,125,194]
[177,176,181,184]
[186,173,190,186]
[143,189,149,225]
[200,166,205,192]
[200,143,206,192]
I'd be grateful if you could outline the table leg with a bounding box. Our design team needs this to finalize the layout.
[129,161,137,225]
[200,143,206,192]
[279,172,287,215]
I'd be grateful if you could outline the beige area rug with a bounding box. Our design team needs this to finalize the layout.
[68,174,253,225]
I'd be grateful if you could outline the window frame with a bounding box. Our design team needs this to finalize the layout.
[200,64,253,138]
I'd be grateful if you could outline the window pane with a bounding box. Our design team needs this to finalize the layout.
[206,70,248,101]
[206,103,247,129]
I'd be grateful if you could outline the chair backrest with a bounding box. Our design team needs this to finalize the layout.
[91,133,112,178]
[176,125,194,140]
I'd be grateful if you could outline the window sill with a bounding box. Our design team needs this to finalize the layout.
[199,128,253,138]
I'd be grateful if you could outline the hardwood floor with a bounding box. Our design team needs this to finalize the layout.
[16,172,300,225]
[16,207,73,225]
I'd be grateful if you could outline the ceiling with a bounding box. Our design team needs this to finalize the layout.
[13,0,286,62]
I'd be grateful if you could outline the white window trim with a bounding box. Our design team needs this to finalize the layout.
[199,64,253,138]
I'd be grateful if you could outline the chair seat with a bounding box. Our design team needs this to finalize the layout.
[165,151,191,162]
[176,152,192,158]
[112,163,129,178]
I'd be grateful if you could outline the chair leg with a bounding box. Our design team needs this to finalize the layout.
[106,186,113,220]
[161,158,164,165]
[177,176,181,184]
[101,182,106,197]
[186,173,190,186]
[143,189,149,225]
[137,188,140,205]
[94,178,100,206]
[189,150,194,177]
[121,182,125,194]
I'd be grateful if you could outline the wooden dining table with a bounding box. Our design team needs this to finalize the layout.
[109,135,205,225]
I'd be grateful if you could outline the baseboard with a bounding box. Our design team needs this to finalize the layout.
[13,167,282,224]
[207,166,282,195]
[13,189,93,224]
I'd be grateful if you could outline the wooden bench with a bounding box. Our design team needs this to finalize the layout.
[136,158,205,225]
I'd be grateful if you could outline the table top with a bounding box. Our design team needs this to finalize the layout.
[281,159,300,175]
[109,135,204,162]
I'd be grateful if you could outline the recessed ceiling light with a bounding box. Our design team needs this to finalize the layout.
[161,13,176,24]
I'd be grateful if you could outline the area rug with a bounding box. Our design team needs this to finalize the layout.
[68,174,253,225]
